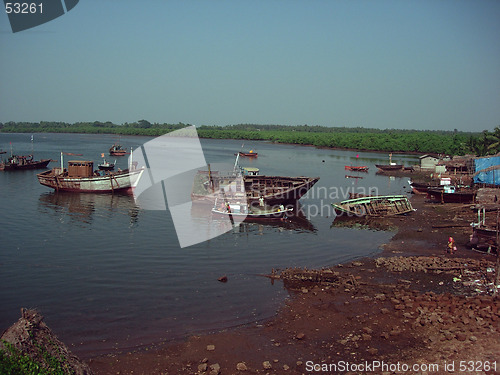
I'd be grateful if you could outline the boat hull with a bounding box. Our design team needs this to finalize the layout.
[237,152,258,158]
[332,195,414,217]
[426,188,476,203]
[37,168,144,193]
[375,164,404,171]
[211,208,292,220]
[344,166,368,172]
[192,174,319,205]
[408,180,439,195]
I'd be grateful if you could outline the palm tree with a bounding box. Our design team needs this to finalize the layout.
[487,126,500,155]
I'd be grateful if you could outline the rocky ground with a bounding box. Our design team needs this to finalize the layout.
[86,195,500,374]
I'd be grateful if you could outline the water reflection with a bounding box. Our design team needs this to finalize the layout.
[38,192,139,225]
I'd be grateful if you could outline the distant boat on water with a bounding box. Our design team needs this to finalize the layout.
[109,144,127,156]
[375,153,404,172]
[345,165,369,172]
[98,154,115,171]
[0,154,51,171]
[236,150,258,158]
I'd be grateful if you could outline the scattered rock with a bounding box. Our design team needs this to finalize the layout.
[209,363,221,375]
[217,275,228,283]
[236,362,248,371]
[296,332,305,340]
[206,344,215,351]
[198,363,208,372]
[263,361,272,369]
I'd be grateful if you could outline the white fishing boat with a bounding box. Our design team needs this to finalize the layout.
[37,153,143,193]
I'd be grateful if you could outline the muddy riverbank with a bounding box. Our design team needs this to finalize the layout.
[85,194,499,374]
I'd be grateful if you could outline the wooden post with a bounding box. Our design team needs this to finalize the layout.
[494,208,500,297]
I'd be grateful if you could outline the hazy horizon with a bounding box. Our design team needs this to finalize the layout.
[1,1,499,132]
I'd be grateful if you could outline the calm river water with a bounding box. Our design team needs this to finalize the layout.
[0,133,418,357]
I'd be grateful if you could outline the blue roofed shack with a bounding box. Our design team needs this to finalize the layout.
[474,155,500,186]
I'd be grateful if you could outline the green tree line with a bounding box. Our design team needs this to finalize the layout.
[1,121,498,156]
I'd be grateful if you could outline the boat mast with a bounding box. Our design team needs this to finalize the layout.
[60,151,64,174]
[233,153,240,173]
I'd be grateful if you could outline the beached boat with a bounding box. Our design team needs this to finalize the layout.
[426,186,476,204]
[0,154,51,171]
[375,153,403,172]
[109,144,127,156]
[375,164,404,171]
[344,165,369,172]
[236,151,258,158]
[332,195,415,217]
[192,171,319,205]
[408,180,440,194]
[37,158,143,193]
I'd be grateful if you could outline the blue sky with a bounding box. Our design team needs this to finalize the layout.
[0,0,499,131]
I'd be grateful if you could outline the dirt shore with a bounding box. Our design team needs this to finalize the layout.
[87,195,500,375]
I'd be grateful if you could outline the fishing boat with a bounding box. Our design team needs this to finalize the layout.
[332,195,415,217]
[98,155,115,171]
[344,165,369,172]
[37,154,143,193]
[375,163,404,171]
[408,179,439,195]
[468,207,498,254]
[0,154,51,171]
[211,196,293,220]
[236,150,258,158]
[109,144,127,156]
[375,153,404,172]
[426,186,476,204]
[192,171,319,205]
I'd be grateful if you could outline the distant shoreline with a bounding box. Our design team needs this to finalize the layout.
[0,124,476,156]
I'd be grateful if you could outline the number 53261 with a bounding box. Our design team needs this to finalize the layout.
[5,3,43,14]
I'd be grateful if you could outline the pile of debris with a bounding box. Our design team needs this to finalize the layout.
[0,308,93,375]
[375,256,493,274]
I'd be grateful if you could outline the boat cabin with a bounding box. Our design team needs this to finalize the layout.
[68,161,94,177]
[242,167,259,176]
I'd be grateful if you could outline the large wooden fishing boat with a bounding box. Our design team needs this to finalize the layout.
[426,187,476,203]
[332,195,415,217]
[37,159,143,193]
[0,154,51,171]
[192,170,319,205]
